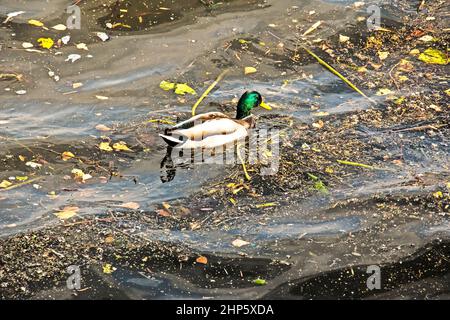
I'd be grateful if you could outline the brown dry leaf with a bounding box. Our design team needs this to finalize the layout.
[104,235,114,243]
[196,256,208,265]
[119,202,140,210]
[55,206,79,220]
[157,209,170,217]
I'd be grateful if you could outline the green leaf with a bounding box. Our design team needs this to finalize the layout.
[253,278,267,285]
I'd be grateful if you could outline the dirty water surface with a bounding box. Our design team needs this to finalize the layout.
[0,0,449,299]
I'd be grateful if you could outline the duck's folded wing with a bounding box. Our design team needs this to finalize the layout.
[170,112,229,130]
[176,126,248,149]
[172,118,242,140]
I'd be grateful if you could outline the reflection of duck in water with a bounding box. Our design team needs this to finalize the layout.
[159,91,271,182]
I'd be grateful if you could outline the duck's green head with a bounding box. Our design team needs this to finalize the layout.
[236,91,272,119]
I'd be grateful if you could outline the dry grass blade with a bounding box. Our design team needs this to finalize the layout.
[192,69,228,116]
[300,45,375,104]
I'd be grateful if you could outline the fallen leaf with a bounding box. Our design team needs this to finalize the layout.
[409,49,420,56]
[339,34,350,43]
[312,120,324,129]
[22,42,33,48]
[25,161,42,169]
[174,83,197,95]
[52,24,67,31]
[418,35,435,42]
[54,206,79,220]
[157,209,170,217]
[19,155,26,161]
[95,124,112,131]
[3,11,25,23]
[102,263,116,274]
[418,48,448,65]
[232,239,250,247]
[16,176,28,181]
[376,88,394,96]
[28,19,44,27]
[445,89,450,96]
[95,95,109,100]
[378,51,389,60]
[253,278,267,285]
[0,180,12,188]
[113,141,132,152]
[76,43,88,50]
[244,67,257,75]
[255,202,277,208]
[61,35,71,45]
[119,202,140,210]
[65,54,81,63]
[196,256,208,264]
[104,235,114,243]
[37,38,54,49]
[61,151,75,161]
[96,32,110,41]
[72,82,83,89]
[99,142,113,151]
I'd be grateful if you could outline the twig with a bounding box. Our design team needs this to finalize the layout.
[192,70,228,116]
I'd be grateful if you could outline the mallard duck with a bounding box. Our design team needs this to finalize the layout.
[159,91,271,149]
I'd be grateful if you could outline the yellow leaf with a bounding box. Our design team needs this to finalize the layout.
[0,180,12,188]
[16,176,28,181]
[113,141,132,152]
[37,38,54,49]
[376,88,394,96]
[159,80,175,91]
[102,263,115,274]
[445,89,450,96]
[54,206,79,220]
[61,151,75,161]
[99,142,113,151]
[229,198,237,205]
[28,19,44,27]
[71,168,84,178]
[174,83,197,95]
[418,48,449,65]
[244,67,257,75]
[18,155,26,161]
[378,51,389,60]
[433,191,443,199]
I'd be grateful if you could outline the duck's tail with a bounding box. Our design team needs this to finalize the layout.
[159,134,183,148]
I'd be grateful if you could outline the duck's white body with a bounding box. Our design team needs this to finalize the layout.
[159,112,255,149]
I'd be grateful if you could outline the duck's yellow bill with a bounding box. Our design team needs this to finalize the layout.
[260,101,272,110]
